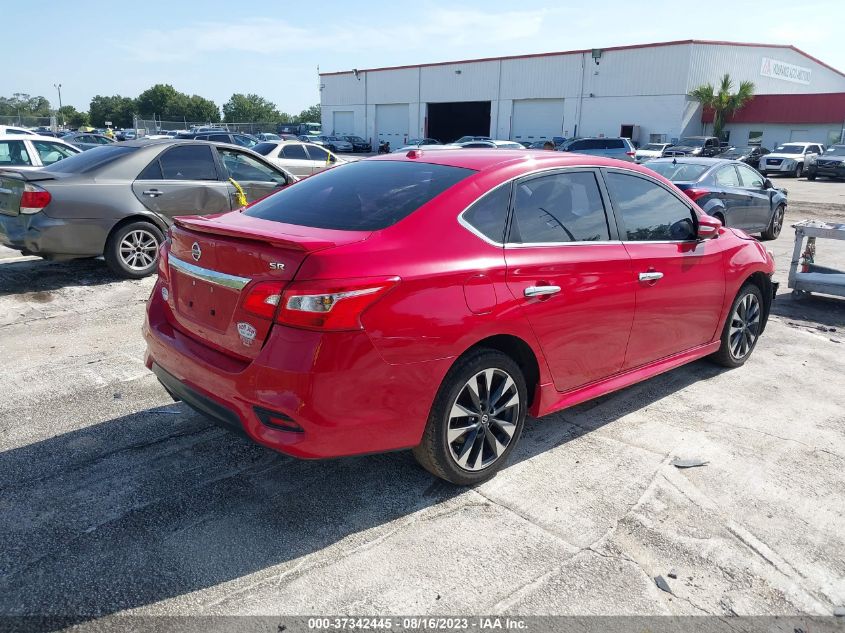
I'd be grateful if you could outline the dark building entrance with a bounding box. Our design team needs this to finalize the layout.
[427,101,491,143]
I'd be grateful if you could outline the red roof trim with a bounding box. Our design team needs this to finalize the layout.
[701,92,845,125]
[319,39,845,79]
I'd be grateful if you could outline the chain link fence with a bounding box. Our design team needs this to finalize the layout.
[133,117,285,136]
[0,115,57,129]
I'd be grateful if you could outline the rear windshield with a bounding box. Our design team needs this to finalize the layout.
[646,161,711,182]
[644,144,665,151]
[252,142,276,156]
[42,145,137,173]
[244,160,475,230]
[677,138,706,147]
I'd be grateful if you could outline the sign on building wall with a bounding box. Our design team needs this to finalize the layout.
[760,57,812,85]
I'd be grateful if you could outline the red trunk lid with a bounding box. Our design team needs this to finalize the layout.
[164,211,369,359]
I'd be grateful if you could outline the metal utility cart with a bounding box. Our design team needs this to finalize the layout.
[788,219,845,299]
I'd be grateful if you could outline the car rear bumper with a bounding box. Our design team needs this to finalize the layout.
[143,280,449,459]
[0,213,109,259]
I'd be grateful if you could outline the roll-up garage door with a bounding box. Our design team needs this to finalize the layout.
[511,99,565,142]
[332,111,354,136]
[376,104,409,149]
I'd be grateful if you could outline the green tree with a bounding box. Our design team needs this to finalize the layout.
[688,74,755,140]
[58,105,89,128]
[294,104,321,123]
[222,93,280,122]
[89,95,136,128]
[0,93,52,117]
[185,95,220,123]
[135,84,181,117]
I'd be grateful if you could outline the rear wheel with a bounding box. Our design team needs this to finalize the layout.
[413,349,527,485]
[104,221,163,279]
[710,283,764,368]
[807,171,817,181]
[761,204,785,241]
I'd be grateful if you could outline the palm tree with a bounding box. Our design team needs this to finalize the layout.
[688,74,755,140]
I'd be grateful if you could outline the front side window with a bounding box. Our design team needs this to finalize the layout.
[462,183,511,243]
[305,144,330,161]
[0,140,32,166]
[510,171,610,244]
[736,164,764,188]
[606,172,695,241]
[32,141,77,165]
[158,145,218,180]
[244,160,474,231]
[217,148,286,184]
[715,166,741,187]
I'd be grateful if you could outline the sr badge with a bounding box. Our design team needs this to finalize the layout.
[237,322,257,347]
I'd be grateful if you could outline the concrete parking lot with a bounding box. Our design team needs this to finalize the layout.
[1,178,844,623]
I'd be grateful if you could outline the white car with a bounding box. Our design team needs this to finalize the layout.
[251,140,345,177]
[0,125,36,136]
[634,142,671,163]
[759,141,824,178]
[0,134,81,170]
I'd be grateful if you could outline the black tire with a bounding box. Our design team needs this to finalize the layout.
[793,162,803,178]
[413,348,527,485]
[710,283,765,368]
[104,221,164,279]
[714,212,726,227]
[760,204,785,241]
[807,171,817,181]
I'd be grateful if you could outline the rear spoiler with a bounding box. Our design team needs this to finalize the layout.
[0,169,56,183]
[173,215,359,252]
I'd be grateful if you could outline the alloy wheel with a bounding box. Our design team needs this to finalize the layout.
[772,206,784,236]
[119,229,159,271]
[729,293,761,360]
[447,368,520,472]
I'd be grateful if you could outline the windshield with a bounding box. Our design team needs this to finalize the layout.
[646,161,711,182]
[824,145,845,155]
[721,147,751,156]
[244,160,474,231]
[676,138,706,147]
[261,133,281,140]
[775,144,805,154]
[42,145,137,173]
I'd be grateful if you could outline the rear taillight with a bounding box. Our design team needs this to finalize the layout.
[683,188,711,202]
[626,151,636,157]
[20,183,51,214]
[276,276,399,331]
[242,282,285,320]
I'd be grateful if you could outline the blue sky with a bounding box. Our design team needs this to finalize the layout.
[9,0,845,114]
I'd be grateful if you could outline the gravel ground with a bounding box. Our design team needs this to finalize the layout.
[0,183,844,626]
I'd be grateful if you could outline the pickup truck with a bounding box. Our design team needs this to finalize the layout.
[662,136,722,158]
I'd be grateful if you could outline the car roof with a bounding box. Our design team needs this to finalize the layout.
[648,156,736,165]
[371,149,661,173]
[0,133,77,143]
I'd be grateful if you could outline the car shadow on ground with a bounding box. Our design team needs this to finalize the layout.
[0,358,723,623]
[0,257,125,296]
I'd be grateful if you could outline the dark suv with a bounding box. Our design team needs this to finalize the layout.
[558,137,636,161]
[176,131,258,149]
[662,136,722,157]
[808,144,845,180]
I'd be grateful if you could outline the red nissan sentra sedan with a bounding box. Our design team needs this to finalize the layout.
[144,150,777,485]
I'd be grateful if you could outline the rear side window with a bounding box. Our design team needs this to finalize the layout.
[207,134,231,143]
[462,184,511,243]
[158,145,218,180]
[510,172,610,243]
[252,142,276,156]
[606,172,695,241]
[606,139,625,149]
[281,144,308,159]
[42,145,137,173]
[244,160,474,230]
[0,140,32,166]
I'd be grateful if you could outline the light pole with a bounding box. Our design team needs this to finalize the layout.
[53,83,63,128]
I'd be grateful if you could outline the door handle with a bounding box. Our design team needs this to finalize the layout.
[143,189,163,197]
[524,285,561,298]
[638,271,664,282]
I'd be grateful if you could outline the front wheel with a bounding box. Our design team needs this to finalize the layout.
[710,283,765,368]
[413,349,527,485]
[104,221,163,278]
[761,204,785,241]
[807,171,817,181]
[793,162,803,178]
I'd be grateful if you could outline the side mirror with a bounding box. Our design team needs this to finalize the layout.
[763,178,773,189]
[697,214,722,240]
[328,155,337,163]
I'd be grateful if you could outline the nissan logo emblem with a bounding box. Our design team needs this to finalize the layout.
[191,242,202,262]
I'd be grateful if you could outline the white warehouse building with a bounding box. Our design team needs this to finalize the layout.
[319,39,845,149]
